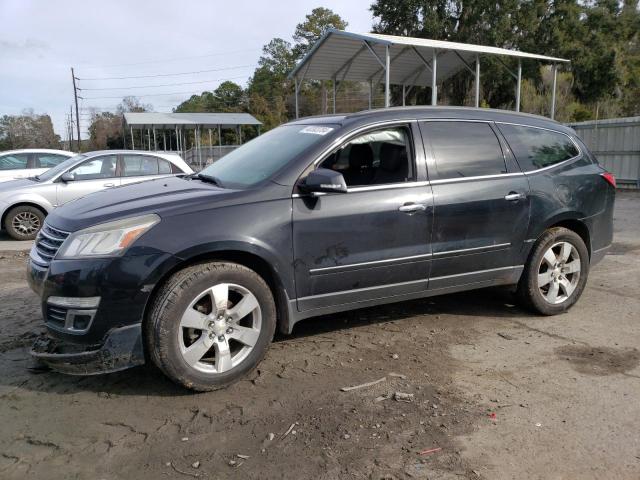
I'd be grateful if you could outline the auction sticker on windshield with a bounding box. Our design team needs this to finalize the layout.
[300,126,334,135]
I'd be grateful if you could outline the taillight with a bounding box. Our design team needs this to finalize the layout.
[601,172,616,188]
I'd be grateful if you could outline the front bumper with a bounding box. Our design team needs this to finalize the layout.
[31,324,145,375]
[27,247,180,374]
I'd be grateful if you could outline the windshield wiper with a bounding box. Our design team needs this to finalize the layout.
[193,173,224,187]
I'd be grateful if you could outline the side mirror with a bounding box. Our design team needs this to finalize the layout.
[60,172,75,182]
[300,168,348,195]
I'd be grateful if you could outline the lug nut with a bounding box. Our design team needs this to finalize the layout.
[226,327,233,334]
[218,335,225,342]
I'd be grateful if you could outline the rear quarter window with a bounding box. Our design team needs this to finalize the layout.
[497,124,579,171]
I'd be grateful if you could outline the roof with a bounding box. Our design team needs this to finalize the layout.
[290,29,569,87]
[289,106,573,134]
[0,149,76,155]
[123,112,262,129]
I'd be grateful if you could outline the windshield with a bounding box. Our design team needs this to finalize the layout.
[197,124,337,188]
[35,154,87,182]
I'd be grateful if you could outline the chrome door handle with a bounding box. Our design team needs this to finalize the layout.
[103,182,116,188]
[504,192,526,201]
[399,203,427,213]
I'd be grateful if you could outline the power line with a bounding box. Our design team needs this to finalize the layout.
[77,63,256,81]
[79,48,259,70]
[77,74,251,91]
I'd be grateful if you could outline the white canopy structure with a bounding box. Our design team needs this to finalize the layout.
[290,30,570,119]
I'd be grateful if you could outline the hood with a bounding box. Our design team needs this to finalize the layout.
[0,178,39,195]
[46,176,253,232]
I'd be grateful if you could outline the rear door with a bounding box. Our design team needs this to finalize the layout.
[55,154,120,206]
[120,154,175,186]
[419,120,530,291]
[292,122,433,311]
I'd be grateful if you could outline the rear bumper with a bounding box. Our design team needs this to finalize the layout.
[30,324,144,375]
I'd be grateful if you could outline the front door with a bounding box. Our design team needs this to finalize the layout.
[292,123,433,312]
[419,120,530,291]
[56,154,120,206]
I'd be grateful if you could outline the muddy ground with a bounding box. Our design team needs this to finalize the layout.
[1,191,639,480]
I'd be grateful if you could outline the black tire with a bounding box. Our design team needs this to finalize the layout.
[145,261,276,392]
[4,205,45,240]
[517,227,590,315]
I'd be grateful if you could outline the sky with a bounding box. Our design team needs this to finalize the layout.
[0,0,375,139]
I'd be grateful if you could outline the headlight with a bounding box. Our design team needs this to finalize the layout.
[56,214,160,259]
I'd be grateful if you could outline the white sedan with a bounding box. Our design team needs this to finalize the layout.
[0,149,76,182]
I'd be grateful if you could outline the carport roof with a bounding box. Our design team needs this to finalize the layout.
[123,112,262,129]
[290,29,570,87]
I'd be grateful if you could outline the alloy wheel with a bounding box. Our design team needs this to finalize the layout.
[12,211,41,236]
[178,283,262,374]
[537,241,581,304]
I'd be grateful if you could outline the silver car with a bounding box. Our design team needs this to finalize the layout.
[0,150,193,240]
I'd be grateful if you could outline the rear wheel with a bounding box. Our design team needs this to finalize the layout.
[4,205,45,240]
[517,227,589,315]
[145,261,276,392]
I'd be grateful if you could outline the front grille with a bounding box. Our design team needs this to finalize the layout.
[32,223,70,267]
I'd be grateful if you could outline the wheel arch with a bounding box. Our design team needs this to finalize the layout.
[142,246,292,341]
[1,201,49,228]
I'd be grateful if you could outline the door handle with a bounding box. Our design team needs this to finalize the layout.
[103,182,116,188]
[399,203,427,213]
[504,192,526,201]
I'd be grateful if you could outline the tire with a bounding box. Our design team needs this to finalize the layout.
[4,205,45,240]
[517,227,589,315]
[145,261,276,392]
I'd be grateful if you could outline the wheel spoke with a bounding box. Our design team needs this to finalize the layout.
[564,259,581,274]
[538,271,553,287]
[559,277,575,297]
[546,281,559,303]
[209,284,229,316]
[228,294,259,323]
[543,248,557,267]
[180,307,208,330]
[560,242,572,262]
[214,338,233,372]
[228,325,260,347]
[182,335,212,366]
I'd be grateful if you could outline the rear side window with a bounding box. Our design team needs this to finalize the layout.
[422,122,506,179]
[497,124,579,171]
[122,155,160,176]
[0,153,29,170]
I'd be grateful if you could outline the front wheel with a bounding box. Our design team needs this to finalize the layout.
[146,262,276,391]
[4,205,45,240]
[517,227,590,315]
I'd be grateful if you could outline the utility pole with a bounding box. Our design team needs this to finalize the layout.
[69,105,75,150]
[71,68,81,151]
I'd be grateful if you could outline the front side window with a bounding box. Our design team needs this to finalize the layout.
[497,124,579,171]
[320,126,413,187]
[122,155,160,177]
[69,155,117,181]
[0,153,29,170]
[423,122,507,179]
[36,153,68,168]
[198,124,338,188]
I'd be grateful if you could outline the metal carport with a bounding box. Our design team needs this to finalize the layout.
[290,29,570,119]
[123,112,262,169]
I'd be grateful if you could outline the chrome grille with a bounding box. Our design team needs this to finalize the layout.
[31,223,70,267]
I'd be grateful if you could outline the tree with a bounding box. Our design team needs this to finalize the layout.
[293,7,348,58]
[0,110,60,150]
[87,96,152,150]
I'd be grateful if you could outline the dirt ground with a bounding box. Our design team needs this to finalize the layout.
[0,192,638,480]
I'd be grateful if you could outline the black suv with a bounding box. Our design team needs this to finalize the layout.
[27,107,615,391]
